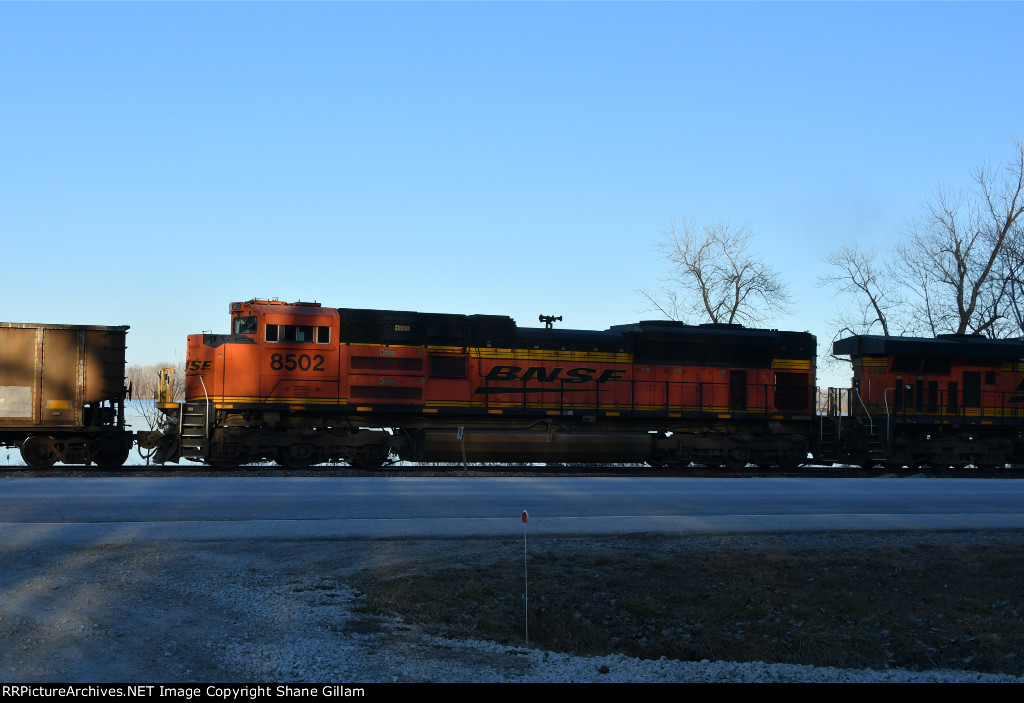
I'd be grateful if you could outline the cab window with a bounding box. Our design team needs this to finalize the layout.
[233,316,257,335]
[265,324,331,344]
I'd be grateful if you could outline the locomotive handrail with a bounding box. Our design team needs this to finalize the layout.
[259,378,289,406]
[883,387,894,444]
[199,375,211,441]
[855,387,874,436]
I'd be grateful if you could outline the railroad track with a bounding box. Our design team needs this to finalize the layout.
[3,463,1024,479]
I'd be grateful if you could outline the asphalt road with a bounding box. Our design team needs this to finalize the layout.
[2,476,1024,545]
[2,476,1023,682]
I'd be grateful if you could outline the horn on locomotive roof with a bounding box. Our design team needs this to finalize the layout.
[539,314,562,329]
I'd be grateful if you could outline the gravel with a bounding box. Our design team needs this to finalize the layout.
[3,462,1023,682]
[1,535,1021,684]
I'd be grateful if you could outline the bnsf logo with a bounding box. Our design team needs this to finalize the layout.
[185,361,213,373]
[483,365,627,384]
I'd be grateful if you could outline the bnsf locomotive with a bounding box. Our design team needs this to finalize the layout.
[823,335,1024,469]
[150,299,818,470]
[6,298,1024,470]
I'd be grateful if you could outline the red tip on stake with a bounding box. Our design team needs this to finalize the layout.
[522,510,528,524]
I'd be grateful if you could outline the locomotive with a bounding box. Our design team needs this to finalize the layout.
[823,334,1024,469]
[149,299,817,470]
[6,298,1024,470]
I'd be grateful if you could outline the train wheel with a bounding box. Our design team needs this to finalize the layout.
[775,449,804,471]
[722,448,752,471]
[207,439,246,469]
[276,446,317,470]
[94,435,130,469]
[21,436,58,469]
[348,446,388,470]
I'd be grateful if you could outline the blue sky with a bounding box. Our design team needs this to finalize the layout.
[2,2,1021,388]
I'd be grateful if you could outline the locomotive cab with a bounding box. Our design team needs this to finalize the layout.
[166,299,394,468]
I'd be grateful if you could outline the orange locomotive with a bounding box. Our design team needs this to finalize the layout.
[826,334,1024,469]
[153,299,817,469]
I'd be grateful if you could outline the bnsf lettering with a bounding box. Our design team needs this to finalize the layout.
[270,353,325,372]
[185,360,213,373]
[484,365,627,384]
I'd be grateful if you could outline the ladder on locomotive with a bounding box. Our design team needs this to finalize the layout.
[158,367,209,460]
[818,387,884,466]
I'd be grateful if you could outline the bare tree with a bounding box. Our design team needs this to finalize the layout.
[126,361,184,431]
[898,137,1024,337]
[821,138,1024,341]
[819,241,901,337]
[818,241,906,384]
[639,219,792,325]
[1004,274,1024,335]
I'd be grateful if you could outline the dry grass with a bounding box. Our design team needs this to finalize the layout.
[348,531,1024,676]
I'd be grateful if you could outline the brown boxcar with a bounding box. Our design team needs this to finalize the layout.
[0,322,132,468]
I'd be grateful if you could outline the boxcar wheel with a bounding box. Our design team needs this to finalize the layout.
[21,436,58,469]
[94,435,131,469]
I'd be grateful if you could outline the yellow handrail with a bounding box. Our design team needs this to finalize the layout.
[157,367,175,404]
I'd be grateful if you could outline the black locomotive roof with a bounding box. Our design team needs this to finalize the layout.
[510,321,816,363]
[610,321,786,344]
[513,326,627,353]
[332,306,816,364]
[610,322,814,365]
[833,334,1024,360]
